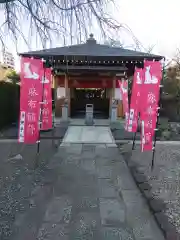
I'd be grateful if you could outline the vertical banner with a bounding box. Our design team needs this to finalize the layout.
[128,68,143,132]
[140,61,162,151]
[118,79,129,130]
[41,68,53,130]
[18,57,43,143]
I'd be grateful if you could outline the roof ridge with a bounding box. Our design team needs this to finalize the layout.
[19,42,163,59]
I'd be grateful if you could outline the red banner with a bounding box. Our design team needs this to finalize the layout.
[18,57,43,143]
[128,68,143,132]
[118,79,129,130]
[140,61,162,151]
[41,68,53,130]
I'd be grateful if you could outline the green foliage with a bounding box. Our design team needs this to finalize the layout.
[162,67,180,121]
[6,70,20,83]
[0,82,19,129]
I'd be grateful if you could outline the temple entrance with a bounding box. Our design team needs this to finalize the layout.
[71,88,109,119]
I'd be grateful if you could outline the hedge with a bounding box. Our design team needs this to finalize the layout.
[0,82,57,130]
[0,82,20,130]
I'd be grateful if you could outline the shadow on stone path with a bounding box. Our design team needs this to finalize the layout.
[10,144,165,240]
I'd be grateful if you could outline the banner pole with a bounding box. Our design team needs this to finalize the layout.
[51,60,56,148]
[132,131,137,150]
[151,59,165,170]
[35,59,46,168]
[132,113,140,150]
[52,101,56,148]
[129,66,143,152]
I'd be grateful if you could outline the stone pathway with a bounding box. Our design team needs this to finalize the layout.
[10,141,165,240]
[62,126,116,145]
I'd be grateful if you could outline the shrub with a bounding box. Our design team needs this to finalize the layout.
[0,82,19,129]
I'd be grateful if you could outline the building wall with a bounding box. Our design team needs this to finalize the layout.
[2,51,15,68]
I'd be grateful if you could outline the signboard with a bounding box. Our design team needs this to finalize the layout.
[127,68,143,132]
[41,68,52,130]
[140,61,162,152]
[18,57,43,143]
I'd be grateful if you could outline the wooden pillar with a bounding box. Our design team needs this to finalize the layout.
[53,75,57,90]
[65,74,71,117]
[113,76,124,118]
[109,76,116,118]
[112,76,116,98]
[117,100,124,117]
[54,76,62,117]
[53,75,58,117]
[52,75,56,115]
[116,77,124,118]
[65,74,68,98]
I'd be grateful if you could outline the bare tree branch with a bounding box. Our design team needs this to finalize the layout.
[0,0,123,49]
[0,0,152,54]
[172,48,180,70]
[145,44,156,54]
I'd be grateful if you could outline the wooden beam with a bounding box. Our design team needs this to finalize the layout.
[54,65,128,72]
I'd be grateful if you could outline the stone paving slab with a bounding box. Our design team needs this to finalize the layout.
[44,196,73,223]
[75,196,99,212]
[98,179,117,198]
[69,212,101,240]
[10,143,165,240]
[101,226,134,240]
[37,222,69,240]
[62,126,115,144]
[99,198,126,226]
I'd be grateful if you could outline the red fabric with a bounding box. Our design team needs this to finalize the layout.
[140,61,162,152]
[128,68,143,132]
[41,68,53,130]
[18,57,43,143]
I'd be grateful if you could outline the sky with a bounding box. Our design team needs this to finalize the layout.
[117,0,179,57]
[0,0,179,70]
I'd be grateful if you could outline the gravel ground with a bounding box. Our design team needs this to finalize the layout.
[0,125,68,240]
[117,143,180,235]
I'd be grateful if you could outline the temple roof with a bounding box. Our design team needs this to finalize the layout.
[19,34,163,61]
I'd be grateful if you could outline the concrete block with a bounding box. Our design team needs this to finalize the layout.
[132,172,147,183]
[155,212,176,233]
[143,190,154,200]
[149,198,166,213]
[138,182,152,191]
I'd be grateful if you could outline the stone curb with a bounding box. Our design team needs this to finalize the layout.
[121,150,180,240]
[117,140,180,145]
